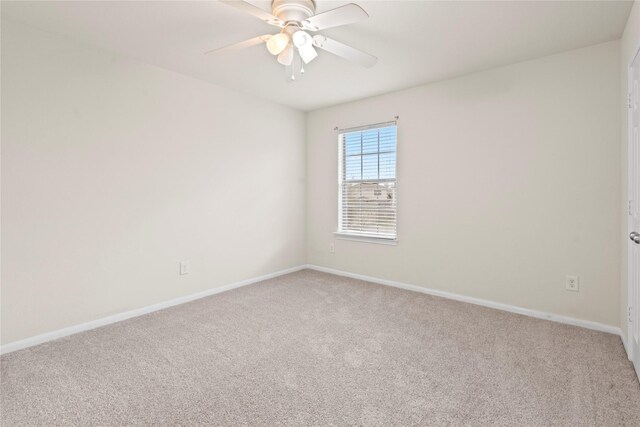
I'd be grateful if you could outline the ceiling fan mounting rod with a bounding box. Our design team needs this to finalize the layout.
[283,21,302,28]
[281,21,304,37]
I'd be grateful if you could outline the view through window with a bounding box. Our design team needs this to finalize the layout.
[338,123,397,240]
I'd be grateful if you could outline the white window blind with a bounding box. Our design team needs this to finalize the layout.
[338,122,397,240]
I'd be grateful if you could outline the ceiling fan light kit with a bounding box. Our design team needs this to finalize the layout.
[208,0,378,80]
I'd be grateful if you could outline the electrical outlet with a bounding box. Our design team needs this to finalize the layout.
[565,275,579,292]
[180,261,189,275]
[329,242,335,254]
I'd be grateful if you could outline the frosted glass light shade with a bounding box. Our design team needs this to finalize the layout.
[298,45,317,64]
[266,33,290,55]
[277,45,294,65]
[292,30,312,48]
[292,30,317,64]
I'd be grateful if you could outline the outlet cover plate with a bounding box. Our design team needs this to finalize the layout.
[566,275,579,292]
[180,261,189,275]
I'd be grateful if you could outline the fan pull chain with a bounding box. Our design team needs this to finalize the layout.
[285,49,305,82]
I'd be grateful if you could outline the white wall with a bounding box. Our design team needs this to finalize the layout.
[0,20,306,345]
[620,1,640,343]
[1,17,626,346]
[307,41,621,327]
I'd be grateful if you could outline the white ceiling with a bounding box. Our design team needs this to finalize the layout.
[2,1,633,111]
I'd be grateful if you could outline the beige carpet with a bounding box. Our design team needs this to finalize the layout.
[1,269,639,426]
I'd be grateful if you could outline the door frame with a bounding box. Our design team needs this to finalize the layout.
[627,44,640,368]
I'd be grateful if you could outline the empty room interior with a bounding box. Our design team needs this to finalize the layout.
[2,0,640,425]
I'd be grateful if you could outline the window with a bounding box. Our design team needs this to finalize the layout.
[337,122,397,241]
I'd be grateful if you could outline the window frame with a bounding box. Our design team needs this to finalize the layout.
[335,121,398,244]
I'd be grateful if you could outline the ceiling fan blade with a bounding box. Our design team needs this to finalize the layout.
[205,35,271,55]
[312,35,377,68]
[219,1,283,27]
[303,3,368,31]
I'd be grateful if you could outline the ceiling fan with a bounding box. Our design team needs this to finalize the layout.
[206,0,377,80]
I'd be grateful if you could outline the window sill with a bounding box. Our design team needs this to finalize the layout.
[333,232,398,245]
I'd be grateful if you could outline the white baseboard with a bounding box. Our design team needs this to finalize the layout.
[306,264,623,337]
[0,265,307,355]
[2,264,627,358]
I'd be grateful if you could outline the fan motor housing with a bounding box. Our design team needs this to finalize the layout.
[272,0,316,23]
